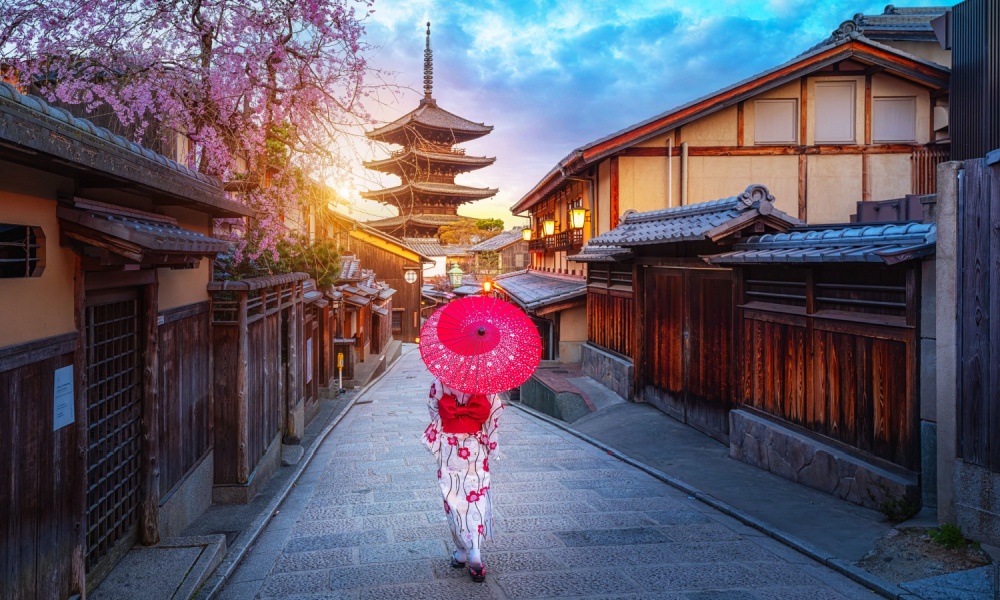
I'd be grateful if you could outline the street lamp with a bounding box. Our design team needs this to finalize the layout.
[569,207,588,229]
[448,263,464,288]
[521,227,532,241]
[542,218,556,237]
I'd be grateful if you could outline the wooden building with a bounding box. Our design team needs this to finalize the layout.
[468,228,531,277]
[0,81,252,596]
[515,6,951,401]
[491,270,587,362]
[325,210,433,343]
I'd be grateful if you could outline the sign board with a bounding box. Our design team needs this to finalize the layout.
[53,365,74,431]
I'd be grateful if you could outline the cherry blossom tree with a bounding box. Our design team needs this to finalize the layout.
[1,0,383,261]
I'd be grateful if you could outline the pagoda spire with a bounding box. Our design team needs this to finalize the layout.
[423,22,434,100]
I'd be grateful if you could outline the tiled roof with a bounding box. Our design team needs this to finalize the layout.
[708,222,936,266]
[365,214,467,229]
[339,256,362,281]
[402,237,470,257]
[567,244,633,263]
[364,149,496,171]
[327,209,435,263]
[808,6,948,48]
[0,82,251,217]
[57,205,229,256]
[469,229,528,252]
[451,285,483,296]
[368,101,492,140]
[360,181,498,201]
[493,270,586,313]
[587,185,802,248]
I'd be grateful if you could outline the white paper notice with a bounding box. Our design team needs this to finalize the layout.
[306,338,313,383]
[53,365,75,431]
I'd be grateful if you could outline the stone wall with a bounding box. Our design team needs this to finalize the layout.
[517,376,592,424]
[581,343,634,400]
[730,410,918,511]
[955,461,1000,546]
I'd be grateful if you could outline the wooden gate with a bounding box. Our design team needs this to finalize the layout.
[84,289,143,578]
[642,267,734,442]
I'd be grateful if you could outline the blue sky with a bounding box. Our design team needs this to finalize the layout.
[341,0,953,227]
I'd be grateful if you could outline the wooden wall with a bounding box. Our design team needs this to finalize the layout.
[586,262,635,358]
[737,264,919,470]
[157,303,211,499]
[335,233,424,342]
[0,333,81,600]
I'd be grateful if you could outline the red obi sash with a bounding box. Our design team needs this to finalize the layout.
[439,393,491,434]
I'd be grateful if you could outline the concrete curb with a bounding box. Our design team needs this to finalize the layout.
[194,345,417,600]
[508,401,911,600]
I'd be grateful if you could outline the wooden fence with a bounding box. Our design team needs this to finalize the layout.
[958,158,1000,471]
[208,274,306,489]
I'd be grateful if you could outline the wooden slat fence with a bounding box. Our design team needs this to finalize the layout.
[958,158,1000,471]
[157,302,211,499]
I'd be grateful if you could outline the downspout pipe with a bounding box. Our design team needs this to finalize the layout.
[680,141,689,205]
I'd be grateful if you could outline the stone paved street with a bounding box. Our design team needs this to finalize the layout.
[217,348,883,600]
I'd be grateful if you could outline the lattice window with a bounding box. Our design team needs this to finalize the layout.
[0,223,45,278]
[85,296,142,574]
[391,308,403,332]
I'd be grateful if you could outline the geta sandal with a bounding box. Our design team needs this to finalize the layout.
[468,563,486,583]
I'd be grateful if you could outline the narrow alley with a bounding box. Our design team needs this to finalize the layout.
[216,347,881,599]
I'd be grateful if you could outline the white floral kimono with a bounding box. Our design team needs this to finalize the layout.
[422,378,503,553]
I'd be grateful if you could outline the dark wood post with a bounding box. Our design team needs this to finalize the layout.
[70,256,87,596]
[286,282,300,439]
[140,279,160,545]
[236,291,250,483]
[633,262,645,402]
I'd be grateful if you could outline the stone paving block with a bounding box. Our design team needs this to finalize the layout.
[390,524,450,543]
[494,490,602,504]
[293,518,363,536]
[358,578,501,600]
[748,561,824,587]
[300,506,353,520]
[558,543,677,568]
[359,540,446,564]
[496,568,640,598]
[328,561,435,589]
[660,523,746,543]
[259,570,332,596]
[284,530,389,553]
[261,593,358,600]
[480,550,565,573]
[273,548,356,573]
[664,540,781,563]
[496,501,596,518]
[216,579,265,600]
[496,515,580,532]
[626,563,771,591]
[486,532,565,551]
[351,500,434,517]
[682,591,760,600]
[750,587,856,600]
[571,512,658,529]
[643,510,713,525]
[555,527,671,547]
[362,513,428,529]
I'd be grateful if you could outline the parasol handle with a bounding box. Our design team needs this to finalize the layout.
[477,327,486,336]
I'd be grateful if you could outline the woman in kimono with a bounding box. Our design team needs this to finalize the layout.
[422,377,503,583]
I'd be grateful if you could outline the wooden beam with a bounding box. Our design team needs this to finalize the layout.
[862,154,871,202]
[70,256,87,598]
[798,154,808,222]
[610,157,620,229]
[865,73,873,145]
[737,101,744,147]
[140,279,160,545]
[800,78,808,145]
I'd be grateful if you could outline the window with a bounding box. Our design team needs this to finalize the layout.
[0,224,44,278]
[873,97,917,143]
[814,81,856,143]
[391,309,403,332]
[754,99,798,144]
[514,252,526,268]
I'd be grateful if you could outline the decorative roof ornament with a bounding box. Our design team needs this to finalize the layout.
[832,14,867,41]
[423,21,434,100]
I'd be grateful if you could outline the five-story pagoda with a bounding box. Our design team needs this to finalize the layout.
[362,23,498,238]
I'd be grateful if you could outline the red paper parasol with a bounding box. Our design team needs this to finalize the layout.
[420,296,542,394]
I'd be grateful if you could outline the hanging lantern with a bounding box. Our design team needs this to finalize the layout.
[482,280,492,293]
[569,207,588,230]
[521,228,532,241]
[448,264,464,288]
[543,218,556,237]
